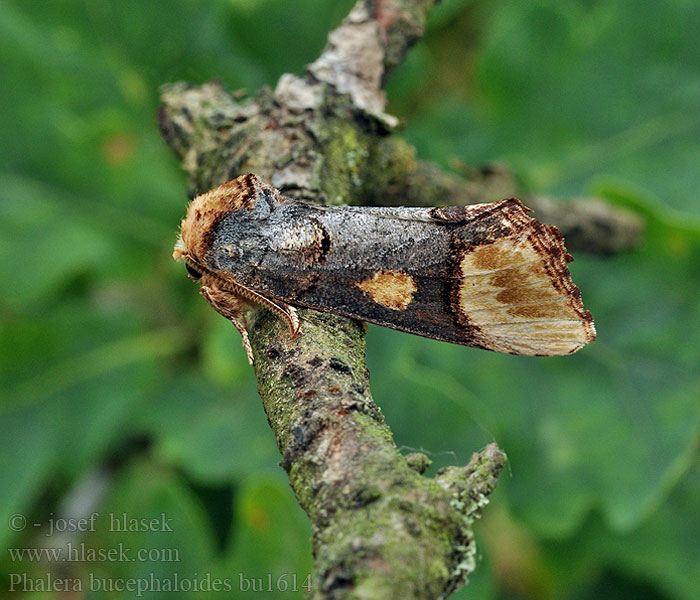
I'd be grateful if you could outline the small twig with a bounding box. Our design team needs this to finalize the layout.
[359,142,644,254]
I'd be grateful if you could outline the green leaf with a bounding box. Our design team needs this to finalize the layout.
[217,476,313,599]
[147,373,279,483]
[0,404,59,550]
[86,460,217,595]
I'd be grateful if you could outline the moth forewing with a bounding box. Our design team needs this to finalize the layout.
[174,174,595,361]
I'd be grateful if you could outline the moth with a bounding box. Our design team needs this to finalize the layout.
[174,174,595,364]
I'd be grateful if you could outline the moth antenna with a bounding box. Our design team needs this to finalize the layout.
[217,279,301,340]
[188,248,301,356]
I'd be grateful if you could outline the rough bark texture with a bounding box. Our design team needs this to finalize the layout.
[159,1,641,597]
[249,309,505,599]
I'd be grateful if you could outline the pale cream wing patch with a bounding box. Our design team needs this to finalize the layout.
[458,225,596,355]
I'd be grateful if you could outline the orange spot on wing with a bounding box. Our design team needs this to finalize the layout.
[356,270,417,311]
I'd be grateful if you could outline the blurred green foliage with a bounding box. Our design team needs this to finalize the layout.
[1,0,698,598]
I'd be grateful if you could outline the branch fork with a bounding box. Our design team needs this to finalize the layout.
[159,1,640,597]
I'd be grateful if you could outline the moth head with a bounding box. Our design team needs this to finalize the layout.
[173,234,205,281]
[173,173,277,271]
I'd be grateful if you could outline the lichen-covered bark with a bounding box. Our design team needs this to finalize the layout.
[249,308,505,598]
[159,0,641,597]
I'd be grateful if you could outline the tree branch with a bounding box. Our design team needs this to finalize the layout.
[250,309,505,598]
[360,140,644,254]
[307,0,436,125]
[159,0,639,597]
